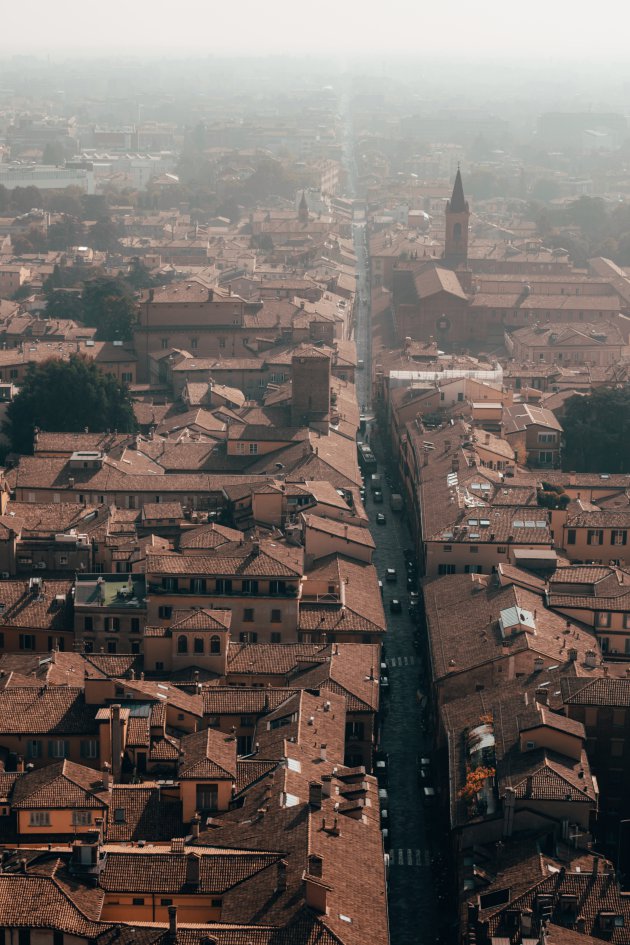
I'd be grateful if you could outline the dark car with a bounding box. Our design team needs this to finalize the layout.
[385,568,397,582]
[376,512,386,525]
[406,575,416,591]
[389,598,402,614]
[373,489,384,504]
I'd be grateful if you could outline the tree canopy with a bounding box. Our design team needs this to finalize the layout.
[82,276,138,341]
[4,355,136,455]
[562,387,630,473]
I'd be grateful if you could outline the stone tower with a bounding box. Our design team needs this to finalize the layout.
[298,190,309,224]
[444,167,470,268]
[291,348,331,433]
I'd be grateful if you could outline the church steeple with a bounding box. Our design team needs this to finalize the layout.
[298,190,309,224]
[444,166,470,268]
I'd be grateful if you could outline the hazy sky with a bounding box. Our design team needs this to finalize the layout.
[2,0,630,58]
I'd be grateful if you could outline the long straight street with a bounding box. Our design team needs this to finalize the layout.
[351,220,448,944]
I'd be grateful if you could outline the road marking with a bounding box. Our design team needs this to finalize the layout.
[386,656,416,668]
[397,848,404,865]
[407,848,413,865]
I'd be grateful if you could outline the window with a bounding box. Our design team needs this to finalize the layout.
[132,897,145,906]
[239,631,258,643]
[567,529,576,545]
[587,529,604,546]
[271,609,282,623]
[161,338,169,350]
[469,546,479,554]
[131,641,140,654]
[155,661,164,671]
[162,577,178,592]
[526,740,536,750]
[346,721,365,740]
[443,545,452,552]
[158,606,172,619]
[177,635,188,654]
[218,337,226,348]
[206,715,220,727]
[29,811,50,826]
[243,608,254,622]
[237,735,252,755]
[27,740,41,759]
[194,637,204,654]
[190,338,198,350]
[249,443,258,454]
[601,637,610,653]
[271,632,282,643]
[161,897,173,906]
[107,640,117,654]
[269,580,286,595]
[216,578,232,594]
[497,546,507,554]
[48,738,70,758]
[624,614,630,630]
[84,616,93,632]
[210,635,221,654]
[538,450,553,465]
[242,579,259,595]
[612,529,627,546]
[596,612,611,628]
[611,739,624,757]
[190,578,206,594]
[211,899,223,909]
[72,810,93,826]
[19,634,36,651]
[196,784,218,812]
[131,617,140,633]
[438,564,456,575]
[465,565,483,574]
[121,371,133,383]
[538,432,556,443]
[80,740,98,759]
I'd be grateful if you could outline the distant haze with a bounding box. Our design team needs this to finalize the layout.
[2,0,630,59]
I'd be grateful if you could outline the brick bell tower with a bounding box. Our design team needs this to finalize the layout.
[444,166,470,268]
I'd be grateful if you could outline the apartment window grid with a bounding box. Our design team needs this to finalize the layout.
[587,529,604,546]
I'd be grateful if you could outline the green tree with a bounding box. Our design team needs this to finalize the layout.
[47,215,85,251]
[87,217,122,253]
[126,256,157,290]
[82,276,137,341]
[0,185,8,213]
[10,186,43,213]
[563,386,630,473]
[44,289,84,321]
[5,355,136,455]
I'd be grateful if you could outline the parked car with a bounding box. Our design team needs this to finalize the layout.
[385,568,397,582]
[406,575,416,591]
[378,580,384,598]
[373,489,384,504]
[376,512,386,525]
[375,754,389,787]
[389,598,402,614]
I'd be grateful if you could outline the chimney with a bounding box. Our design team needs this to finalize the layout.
[322,774,332,798]
[186,852,200,888]
[16,756,25,773]
[576,917,586,933]
[191,813,201,838]
[319,744,327,762]
[276,858,288,891]
[101,762,111,791]
[309,781,323,809]
[167,905,177,942]
[533,657,544,673]
[585,650,597,669]
[503,786,516,838]
[535,687,548,706]
[521,909,533,937]
[111,704,122,783]
[304,873,332,914]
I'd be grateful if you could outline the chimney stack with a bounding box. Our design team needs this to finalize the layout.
[167,905,177,942]
[101,762,111,791]
[535,687,548,706]
[322,774,332,798]
[276,858,288,892]
[309,781,323,809]
[191,813,201,838]
[186,852,200,888]
[111,704,122,783]
[319,744,327,762]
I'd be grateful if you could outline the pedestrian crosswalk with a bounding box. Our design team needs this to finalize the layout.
[389,848,431,867]
[385,655,416,668]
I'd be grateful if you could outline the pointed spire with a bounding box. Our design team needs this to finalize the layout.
[299,190,308,211]
[449,166,468,213]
